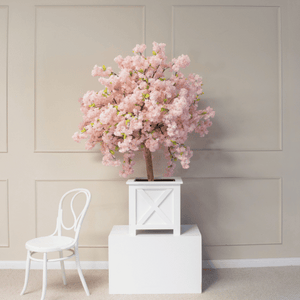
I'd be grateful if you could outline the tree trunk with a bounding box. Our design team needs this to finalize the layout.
[143,146,154,181]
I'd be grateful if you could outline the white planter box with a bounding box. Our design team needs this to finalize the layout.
[126,177,183,236]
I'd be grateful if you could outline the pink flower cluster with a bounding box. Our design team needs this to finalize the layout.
[73,42,215,178]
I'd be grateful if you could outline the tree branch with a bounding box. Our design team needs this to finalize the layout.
[143,145,154,181]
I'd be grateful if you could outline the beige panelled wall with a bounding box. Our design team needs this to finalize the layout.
[35,5,145,152]
[0,6,7,152]
[0,0,300,262]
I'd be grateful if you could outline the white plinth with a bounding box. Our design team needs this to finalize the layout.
[109,224,202,294]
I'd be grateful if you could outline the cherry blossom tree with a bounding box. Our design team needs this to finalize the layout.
[73,42,215,181]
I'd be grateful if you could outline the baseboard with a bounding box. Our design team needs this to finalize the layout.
[202,258,300,269]
[1,258,300,270]
[0,261,108,270]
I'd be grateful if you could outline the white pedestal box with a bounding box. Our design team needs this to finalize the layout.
[126,177,183,236]
[109,224,202,294]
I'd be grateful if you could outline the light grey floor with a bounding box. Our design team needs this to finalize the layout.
[1,267,300,300]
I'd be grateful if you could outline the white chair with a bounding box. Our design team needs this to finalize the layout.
[20,188,91,300]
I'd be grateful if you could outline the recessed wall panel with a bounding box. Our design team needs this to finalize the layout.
[173,6,281,150]
[181,178,281,246]
[0,180,8,246]
[0,7,8,152]
[35,6,145,151]
[36,180,128,247]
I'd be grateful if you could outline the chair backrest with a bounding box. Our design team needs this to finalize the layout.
[53,188,91,242]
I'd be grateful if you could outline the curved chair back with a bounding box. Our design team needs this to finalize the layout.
[53,188,91,242]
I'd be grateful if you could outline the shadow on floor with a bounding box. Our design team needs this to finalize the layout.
[202,268,218,293]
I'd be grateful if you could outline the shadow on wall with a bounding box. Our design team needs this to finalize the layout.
[181,179,221,246]
[179,116,236,263]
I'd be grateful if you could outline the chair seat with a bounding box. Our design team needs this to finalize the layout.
[26,236,75,253]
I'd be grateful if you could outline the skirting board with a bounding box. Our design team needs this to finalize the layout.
[202,258,300,269]
[0,261,108,270]
[1,258,300,269]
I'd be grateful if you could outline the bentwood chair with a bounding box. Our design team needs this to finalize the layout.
[20,188,91,300]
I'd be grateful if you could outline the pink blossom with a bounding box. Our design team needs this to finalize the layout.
[73,42,215,177]
[133,44,147,54]
[171,54,190,72]
[92,65,113,77]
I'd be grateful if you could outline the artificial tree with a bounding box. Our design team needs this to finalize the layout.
[73,42,215,181]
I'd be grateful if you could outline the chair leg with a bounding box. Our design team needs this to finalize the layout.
[20,250,31,295]
[75,245,90,296]
[59,251,67,285]
[41,253,47,300]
